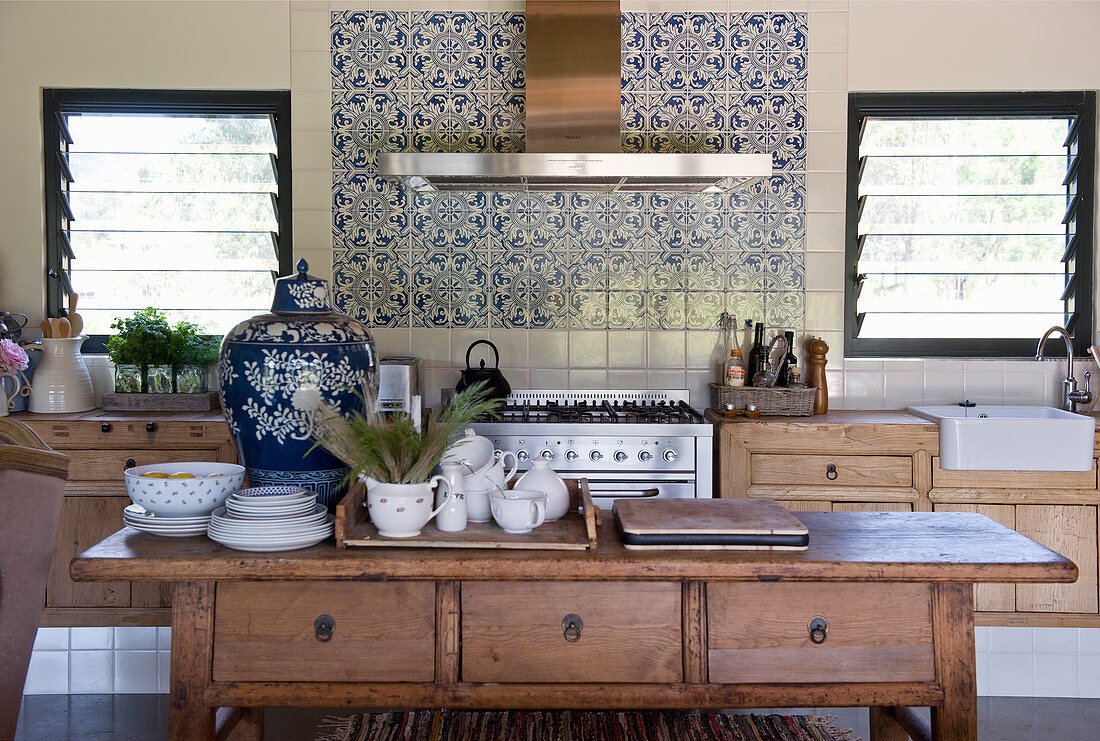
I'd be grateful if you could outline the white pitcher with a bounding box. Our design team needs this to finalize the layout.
[436,463,468,533]
[0,371,21,417]
[364,475,452,538]
[28,336,94,413]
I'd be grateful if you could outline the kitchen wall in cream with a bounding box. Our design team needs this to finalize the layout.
[834,0,1100,409]
[0,0,291,697]
[0,1,292,324]
[2,0,1099,412]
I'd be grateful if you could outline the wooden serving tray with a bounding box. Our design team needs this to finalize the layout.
[102,392,220,411]
[335,478,598,550]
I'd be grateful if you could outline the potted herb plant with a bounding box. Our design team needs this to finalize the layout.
[295,382,500,536]
[169,321,220,393]
[106,308,172,393]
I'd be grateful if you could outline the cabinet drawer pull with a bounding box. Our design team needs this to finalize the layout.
[125,458,137,470]
[101,423,111,433]
[825,463,838,481]
[146,422,156,432]
[314,614,335,642]
[562,613,583,642]
[808,616,828,644]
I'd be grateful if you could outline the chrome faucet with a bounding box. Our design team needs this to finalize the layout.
[1036,326,1091,412]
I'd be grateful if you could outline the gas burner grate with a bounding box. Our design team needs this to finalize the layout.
[476,391,704,425]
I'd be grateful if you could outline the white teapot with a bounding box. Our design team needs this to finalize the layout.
[514,454,570,521]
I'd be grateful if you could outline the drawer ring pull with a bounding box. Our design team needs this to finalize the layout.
[314,614,335,642]
[825,463,838,481]
[562,613,583,642]
[808,616,828,644]
[125,459,137,470]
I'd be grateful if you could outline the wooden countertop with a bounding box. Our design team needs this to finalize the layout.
[14,409,226,423]
[71,511,1076,585]
[705,408,934,426]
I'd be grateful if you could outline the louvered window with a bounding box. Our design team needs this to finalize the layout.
[845,92,1095,357]
[44,90,292,352]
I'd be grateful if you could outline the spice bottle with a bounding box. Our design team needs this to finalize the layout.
[724,349,746,387]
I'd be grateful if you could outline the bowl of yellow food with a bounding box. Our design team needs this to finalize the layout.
[123,462,246,517]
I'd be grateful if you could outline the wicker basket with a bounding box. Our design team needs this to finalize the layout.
[709,383,816,416]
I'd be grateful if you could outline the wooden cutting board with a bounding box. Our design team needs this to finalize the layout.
[614,498,809,550]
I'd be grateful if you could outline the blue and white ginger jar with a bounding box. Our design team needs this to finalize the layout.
[217,259,377,508]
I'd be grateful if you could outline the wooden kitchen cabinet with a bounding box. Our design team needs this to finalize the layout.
[21,409,236,627]
[712,410,1100,627]
[711,411,935,512]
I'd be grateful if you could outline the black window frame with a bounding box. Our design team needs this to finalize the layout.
[43,88,293,353]
[844,90,1096,358]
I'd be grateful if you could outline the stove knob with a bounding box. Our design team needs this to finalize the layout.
[589,450,604,462]
[614,450,628,463]
[638,450,653,462]
[565,450,578,461]
[516,450,530,462]
[663,449,679,463]
[540,449,555,461]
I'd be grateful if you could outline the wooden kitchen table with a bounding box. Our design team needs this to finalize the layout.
[71,511,1076,741]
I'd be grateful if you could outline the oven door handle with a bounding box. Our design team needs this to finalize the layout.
[587,488,661,498]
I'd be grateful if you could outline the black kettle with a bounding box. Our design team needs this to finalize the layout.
[455,340,511,400]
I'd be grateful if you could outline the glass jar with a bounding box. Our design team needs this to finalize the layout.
[174,364,207,394]
[145,364,172,394]
[114,364,143,393]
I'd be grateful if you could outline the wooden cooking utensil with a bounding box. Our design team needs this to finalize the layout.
[66,292,83,337]
[50,317,70,338]
[40,318,52,338]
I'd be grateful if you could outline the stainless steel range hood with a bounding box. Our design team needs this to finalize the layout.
[379,1,771,194]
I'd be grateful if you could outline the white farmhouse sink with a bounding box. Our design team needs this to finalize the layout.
[906,405,1096,471]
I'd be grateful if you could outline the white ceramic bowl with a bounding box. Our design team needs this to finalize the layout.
[124,462,246,517]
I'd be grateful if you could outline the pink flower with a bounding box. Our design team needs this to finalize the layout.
[0,339,28,374]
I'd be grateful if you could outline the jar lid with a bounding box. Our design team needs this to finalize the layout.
[271,259,332,315]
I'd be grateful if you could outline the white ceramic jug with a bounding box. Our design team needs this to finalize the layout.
[514,454,570,521]
[364,475,452,537]
[28,336,94,413]
[436,463,468,533]
[0,372,21,417]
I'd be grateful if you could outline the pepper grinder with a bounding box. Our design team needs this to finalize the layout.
[806,338,829,415]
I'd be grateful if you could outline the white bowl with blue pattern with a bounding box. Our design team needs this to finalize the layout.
[124,462,246,517]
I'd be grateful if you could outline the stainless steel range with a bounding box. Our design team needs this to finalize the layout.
[470,390,713,509]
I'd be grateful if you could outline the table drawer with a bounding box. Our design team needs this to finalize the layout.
[212,582,435,682]
[462,581,682,683]
[751,454,912,488]
[707,582,934,684]
[66,449,221,481]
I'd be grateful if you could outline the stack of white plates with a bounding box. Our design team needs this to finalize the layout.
[123,504,210,537]
[207,486,334,551]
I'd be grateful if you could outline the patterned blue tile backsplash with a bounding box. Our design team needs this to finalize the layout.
[330,11,806,330]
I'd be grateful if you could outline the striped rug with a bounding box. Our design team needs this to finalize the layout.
[316,710,855,741]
